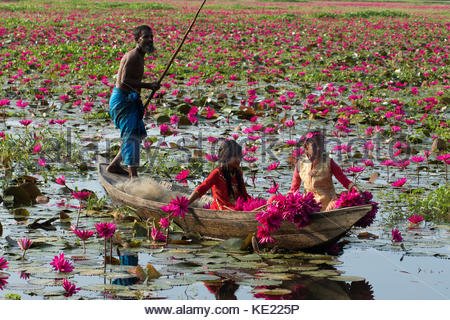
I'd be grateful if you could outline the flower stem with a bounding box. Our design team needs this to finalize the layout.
[103,238,106,273]
[75,201,81,228]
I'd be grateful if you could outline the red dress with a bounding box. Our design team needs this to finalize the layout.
[194,168,249,210]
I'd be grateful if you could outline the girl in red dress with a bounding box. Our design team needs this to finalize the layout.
[188,140,249,210]
[290,131,358,211]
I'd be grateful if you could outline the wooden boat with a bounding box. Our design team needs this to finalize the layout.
[99,163,373,250]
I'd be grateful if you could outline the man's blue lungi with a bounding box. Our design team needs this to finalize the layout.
[109,87,147,166]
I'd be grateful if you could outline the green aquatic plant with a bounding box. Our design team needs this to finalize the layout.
[383,184,450,224]
[4,293,21,300]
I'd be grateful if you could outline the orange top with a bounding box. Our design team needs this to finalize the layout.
[195,168,249,210]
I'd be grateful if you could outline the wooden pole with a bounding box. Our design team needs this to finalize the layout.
[143,0,207,109]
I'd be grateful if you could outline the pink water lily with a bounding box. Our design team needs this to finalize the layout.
[32,143,42,154]
[55,175,66,185]
[0,257,8,270]
[95,222,116,239]
[175,169,190,184]
[407,214,424,225]
[72,227,95,254]
[19,271,30,280]
[160,196,189,218]
[410,156,425,163]
[19,119,32,127]
[391,228,403,243]
[72,227,94,241]
[0,99,10,106]
[205,153,218,162]
[151,227,167,242]
[16,99,29,108]
[207,136,218,144]
[391,177,407,187]
[62,278,80,297]
[17,237,33,259]
[50,252,74,273]
[0,277,8,290]
[73,190,93,227]
[267,183,279,194]
[159,123,172,136]
[266,161,280,171]
[436,154,450,165]
[36,157,46,167]
[255,192,321,244]
[72,190,92,201]
[234,197,267,211]
[346,166,365,174]
[95,222,116,271]
[159,217,170,229]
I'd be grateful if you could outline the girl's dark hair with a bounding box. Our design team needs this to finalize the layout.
[133,25,152,42]
[218,140,247,200]
[304,131,327,164]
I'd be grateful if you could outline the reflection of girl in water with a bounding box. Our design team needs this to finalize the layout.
[204,279,239,300]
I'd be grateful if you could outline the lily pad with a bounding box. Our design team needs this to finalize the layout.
[237,278,282,287]
[234,253,262,262]
[259,265,290,273]
[288,265,320,272]
[255,272,293,281]
[309,259,343,266]
[252,288,292,296]
[301,270,341,278]
[329,275,366,282]
[219,238,245,251]
[78,269,105,276]
[84,283,130,292]
[28,278,64,286]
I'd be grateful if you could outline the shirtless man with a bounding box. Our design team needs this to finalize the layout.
[107,25,160,178]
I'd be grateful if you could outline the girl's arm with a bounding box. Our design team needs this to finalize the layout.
[188,168,219,204]
[289,165,301,193]
[330,159,357,190]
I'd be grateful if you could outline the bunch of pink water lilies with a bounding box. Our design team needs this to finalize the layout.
[0,220,117,297]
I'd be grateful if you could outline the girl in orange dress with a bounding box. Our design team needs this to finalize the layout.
[290,131,358,211]
[188,140,250,210]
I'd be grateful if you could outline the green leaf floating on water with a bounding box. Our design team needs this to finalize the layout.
[255,272,294,281]
[233,253,262,262]
[309,259,343,266]
[288,265,320,272]
[252,288,292,296]
[329,275,366,282]
[143,279,174,291]
[28,278,64,286]
[259,265,291,273]
[237,278,282,287]
[301,270,341,278]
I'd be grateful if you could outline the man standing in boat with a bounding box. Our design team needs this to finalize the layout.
[107,25,160,178]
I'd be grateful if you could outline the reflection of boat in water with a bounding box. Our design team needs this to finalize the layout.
[204,276,374,300]
[99,163,373,251]
[252,276,374,300]
[204,270,374,300]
